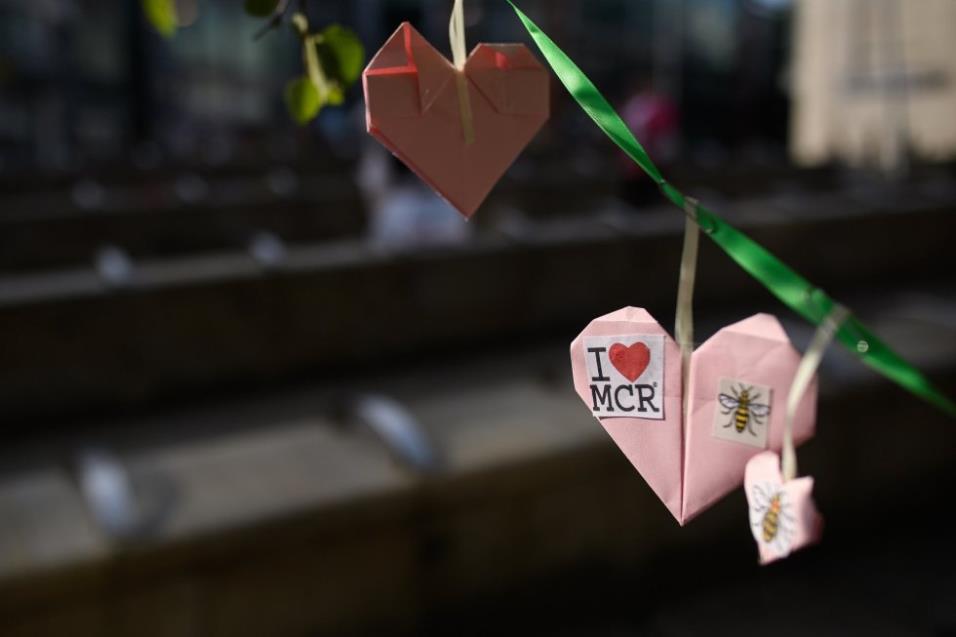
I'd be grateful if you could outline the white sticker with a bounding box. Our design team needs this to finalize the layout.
[583,334,665,419]
[712,377,772,448]
[748,482,794,557]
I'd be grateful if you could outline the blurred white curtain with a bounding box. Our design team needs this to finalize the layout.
[791,0,956,170]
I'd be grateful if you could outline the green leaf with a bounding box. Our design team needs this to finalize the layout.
[244,0,280,18]
[318,25,365,86]
[284,76,322,125]
[142,0,177,37]
[326,84,345,106]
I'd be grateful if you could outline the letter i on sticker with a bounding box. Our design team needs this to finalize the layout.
[584,334,664,419]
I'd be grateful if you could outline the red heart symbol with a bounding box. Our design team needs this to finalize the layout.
[609,342,651,382]
[363,23,549,218]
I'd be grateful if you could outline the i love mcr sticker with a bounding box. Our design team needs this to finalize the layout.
[583,334,665,419]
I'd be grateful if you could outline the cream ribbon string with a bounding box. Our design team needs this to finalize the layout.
[449,0,475,145]
[675,197,700,418]
[449,0,467,70]
[675,193,701,497]
[781,304,850,482]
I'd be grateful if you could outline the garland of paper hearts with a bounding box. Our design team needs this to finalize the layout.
[745,304,848,564]
[571,177,816,526]
[504,0,955,560]
[509,1,956,418]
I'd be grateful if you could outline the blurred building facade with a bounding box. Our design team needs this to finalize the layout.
[0,0,795,174]
[791,0,956,172]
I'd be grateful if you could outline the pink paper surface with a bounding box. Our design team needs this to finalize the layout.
[570,308,684,521]
[745,451,823,564]
[363,23,549,218]
[682,314,816,523]
[570,308,817,525]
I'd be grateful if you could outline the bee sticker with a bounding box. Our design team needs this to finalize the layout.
[744,452,824,564]
[712,378,772,448]
[747,482,795,558]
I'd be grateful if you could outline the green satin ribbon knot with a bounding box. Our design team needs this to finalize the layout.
[509,1,955,417]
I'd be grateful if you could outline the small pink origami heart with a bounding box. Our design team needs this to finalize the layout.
[570,307,816,525]
[745,450,823,564]
[363,22,549,218]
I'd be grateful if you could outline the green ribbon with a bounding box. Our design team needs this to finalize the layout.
[509,1,956,417]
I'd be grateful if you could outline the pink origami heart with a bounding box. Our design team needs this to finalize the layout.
[363,22,549,218]
[570,307,816,525]
[745,450,823,564]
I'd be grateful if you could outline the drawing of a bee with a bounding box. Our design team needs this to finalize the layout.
[748,483,795,556]
[718,384,771,436]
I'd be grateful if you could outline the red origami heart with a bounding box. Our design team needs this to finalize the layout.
[609,342,651,382]
[363,22,550,218]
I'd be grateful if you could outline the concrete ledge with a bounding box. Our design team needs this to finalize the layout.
[0,300,953,635]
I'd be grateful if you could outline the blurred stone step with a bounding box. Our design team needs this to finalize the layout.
[0,301,952,636]
[0,194,953,420]
[0,173,365,273]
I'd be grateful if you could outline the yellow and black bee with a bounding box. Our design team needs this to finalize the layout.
[718,384,771,436]
[761,492,783,542]
[749,483,795,555]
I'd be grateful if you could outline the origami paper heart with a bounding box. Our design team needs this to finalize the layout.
[745,451,823,564]
[363,22,550,218]
[570,307,816,525]
[609,342,651,382]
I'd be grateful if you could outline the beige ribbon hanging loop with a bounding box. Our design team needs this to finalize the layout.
[449,0,475,145]
[781,304,850,481]
[449,0,467,69]
[675,198,700,361]
[675,197,701,413]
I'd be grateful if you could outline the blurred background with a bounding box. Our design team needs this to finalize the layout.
[0,0,955,635]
